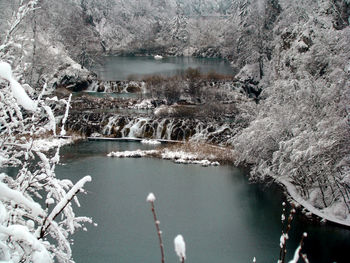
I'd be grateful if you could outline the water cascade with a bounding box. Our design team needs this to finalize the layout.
[67,113,237,144]
[86,80,146,93]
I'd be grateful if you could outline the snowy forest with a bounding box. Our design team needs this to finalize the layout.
[0,0,350,262]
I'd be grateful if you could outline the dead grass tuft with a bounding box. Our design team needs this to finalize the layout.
[159,142,236,164]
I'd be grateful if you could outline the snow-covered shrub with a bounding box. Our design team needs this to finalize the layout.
[0,62,92,262]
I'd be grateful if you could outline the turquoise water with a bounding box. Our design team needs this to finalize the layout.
[56,141,350,263]
[91,56,233,81]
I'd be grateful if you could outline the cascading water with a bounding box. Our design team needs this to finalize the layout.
[98,115,236,144]
[67,111,238,144]
[85,80,146,93]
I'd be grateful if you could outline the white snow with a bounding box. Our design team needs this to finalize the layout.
[174,235,186,261]
[45,198,55,205]
[0,201,8,224]
[43,176,92,231]
[0,225,53,263]
[131,99,154,109]
[60,94,72,136]
[288,245,301,263]
[146,193,156,202]
[279,233,288,248]
[0,61,37,111]
[277,177,350,227]
[154,105,175,116]
[235,63,260,82]
[0,177,44,217]
[161,150,197,160]
[90,132,102,138]
[107,148,220,166]
[0,61,13,80]
[161,149,220,166]
[31,138,74,152]
[10,78,37,111]
[141,139,161,145]
[107,149,153,158]
[281,214,285,222]
[0,153,7,167]
[43,105,56,136]
[174,158,219,167]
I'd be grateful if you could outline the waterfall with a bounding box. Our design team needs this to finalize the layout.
[125,118,149,138]
[85,80,145,93]
[67,112,237,145]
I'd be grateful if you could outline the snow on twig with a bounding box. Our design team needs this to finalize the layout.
[0,62,37,111]
[147,193,165,263]
[40,176,92,238]
[60,94,72,136]
[0,224,52,263]
[174,235,186,263]
[0,178,44,217]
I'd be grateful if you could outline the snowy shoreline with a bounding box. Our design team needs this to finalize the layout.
[276,177,350,228]
[31,137,77,152]
[107,148,220,167]
[48,135,350,228]
[106,142,350,228]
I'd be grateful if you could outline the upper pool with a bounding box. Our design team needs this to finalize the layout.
[91,56,234,81]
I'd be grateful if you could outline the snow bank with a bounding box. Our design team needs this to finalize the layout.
[107,149,157,158]
[141,139,161,145]
[161,150,219,166]
[174,159,219,167]
[277,177,350,227]
[161,150,198,160]
[32,137,74,152]
[107,149,220,167]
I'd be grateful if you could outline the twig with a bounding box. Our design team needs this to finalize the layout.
[279,202,296,263]
[147,193,165,263]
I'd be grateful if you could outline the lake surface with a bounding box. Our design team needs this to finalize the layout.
[57,141,350,263]
[91,56,233,81]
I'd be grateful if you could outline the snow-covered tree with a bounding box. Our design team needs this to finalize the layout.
[233,0,350,225]
[0,63,93,263]
[0,2,93,262]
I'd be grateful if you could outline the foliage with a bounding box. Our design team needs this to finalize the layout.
[233,0,350,222]
[0,2,92,262]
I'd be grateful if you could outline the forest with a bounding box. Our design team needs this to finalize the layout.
[0,0,349,262]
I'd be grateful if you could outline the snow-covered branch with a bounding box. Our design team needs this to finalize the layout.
[40,176,92,239]
[0,58,92,262]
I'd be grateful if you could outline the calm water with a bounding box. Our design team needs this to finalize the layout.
[91,56,233,81]
[57,141,350,263]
